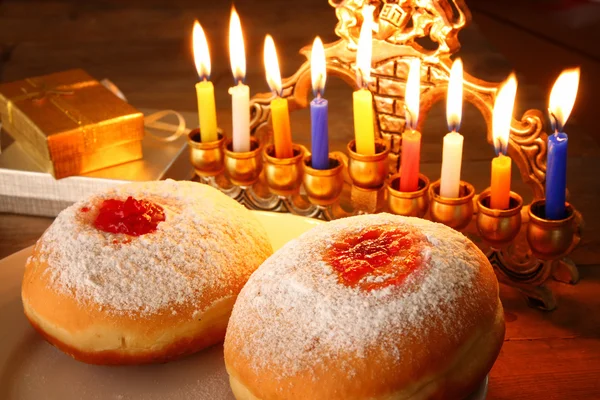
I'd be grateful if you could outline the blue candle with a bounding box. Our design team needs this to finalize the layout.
[310,36,329,170]
[310,96,329,169]
[545,67,580,220]
[546,132,568,220]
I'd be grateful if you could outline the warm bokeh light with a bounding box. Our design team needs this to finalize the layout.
[264,35,282,96]
[492,74,517,155]
[548,67,580,133]
[355,5,374,88]
[311,36,326,97]
[229,7,246,82]
[405,58,421,130]
[192,21,211,80]
[446,58,463,132]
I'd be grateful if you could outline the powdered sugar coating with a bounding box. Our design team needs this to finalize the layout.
[226,213,487,378]
[30,180,272,316]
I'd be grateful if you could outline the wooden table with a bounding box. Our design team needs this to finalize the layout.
[1,1,600,399]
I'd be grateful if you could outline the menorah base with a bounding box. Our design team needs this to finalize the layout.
[487,248,579,311]
[195,172,581,312]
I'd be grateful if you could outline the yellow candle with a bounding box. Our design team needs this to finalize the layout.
[264,34,293,158]
[195,80,218,142]
[271,97,293,158]
[490,74,517,209]
[353,88,376,155]
[490,154,511,209]
[353,5,376,155]
[192,21,218,142]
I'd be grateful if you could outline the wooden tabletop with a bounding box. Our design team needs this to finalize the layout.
[1,1,600,399]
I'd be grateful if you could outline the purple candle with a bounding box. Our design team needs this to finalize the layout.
[310,36,329,170]
[546,132,568,219]
[546,68,580,220]
[310,97,329,169]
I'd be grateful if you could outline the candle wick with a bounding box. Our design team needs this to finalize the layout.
[403,104,416,130]
[357,68,367,89]
[548,109,560,135]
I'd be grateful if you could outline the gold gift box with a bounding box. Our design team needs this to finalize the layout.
[0,69,144,178]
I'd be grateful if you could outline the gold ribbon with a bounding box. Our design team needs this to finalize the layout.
[144,109,190,142]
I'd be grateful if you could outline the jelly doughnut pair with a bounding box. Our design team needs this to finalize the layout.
[22,180,504,399]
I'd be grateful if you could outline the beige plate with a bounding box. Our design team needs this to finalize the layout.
[0,211,487,399]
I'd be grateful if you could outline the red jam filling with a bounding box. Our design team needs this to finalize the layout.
[325,226,424,291]
[92,196,165,236]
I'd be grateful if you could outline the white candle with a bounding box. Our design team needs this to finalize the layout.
[229,83,250,152]
[229,7,250,152]
[440,131,464,198]
[440,58,464,198]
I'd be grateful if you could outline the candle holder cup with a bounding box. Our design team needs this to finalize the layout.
[224,137,263,187]
[386,173,430,217]
[347,139,390,189]
[429,180,475,231]
[263,143,305,196]
[527,200,575,259]
[476,189,523,248]
[187,129,225,177]
[303,154,345,206]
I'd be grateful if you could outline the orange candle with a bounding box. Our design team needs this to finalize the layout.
[264,34,293,158]
[399,59,422,192]
[271,97,293,158]
[490,74,517,209]
[490,154,511,209]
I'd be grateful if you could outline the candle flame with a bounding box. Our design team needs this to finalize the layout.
[229,7,246,82]
[355,5,374,88]
[492,74,517,156]
[311,36,326,97]
[548,67,580,133]
[192,21,211,80]
[263,34,283,96]
[446,58,463,132]
[405,59,421,130]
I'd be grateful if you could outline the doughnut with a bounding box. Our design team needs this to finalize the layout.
[22,180,273,365]
[224,213,504,400]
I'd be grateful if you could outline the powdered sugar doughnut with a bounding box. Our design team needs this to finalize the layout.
[22,180,272,365]
[224,213,504,400]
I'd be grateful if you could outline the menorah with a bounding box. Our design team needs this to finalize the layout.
[188,0,582,310]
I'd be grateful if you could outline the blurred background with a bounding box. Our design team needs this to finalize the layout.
[1,0,597,139]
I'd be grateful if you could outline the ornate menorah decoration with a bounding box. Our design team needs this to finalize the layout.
[190,0,582,310]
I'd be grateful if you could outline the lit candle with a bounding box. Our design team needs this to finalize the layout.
[310,36,329,170]
[192,21,218,142]
[228,7,250,153]
[352,5,376,155]
[490,74,517,210]
[546,68,580,220]
[440,58,465,198]
[264,34,293,159]
[399,58,422,192]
